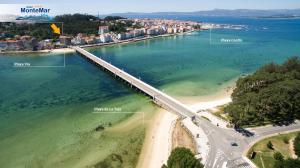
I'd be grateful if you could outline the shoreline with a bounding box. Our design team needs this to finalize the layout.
[0,47,76,55]
[1,27,237,167]
[81,30,197,49]
[0,30,198,55]
[137,81,236,167]
[137,109,178,168]
[178,77,236,109]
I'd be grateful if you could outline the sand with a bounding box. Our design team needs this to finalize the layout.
[137,82,235,167]
[136,109,178,168]
[50,48,75,53]
[172,119,197,154]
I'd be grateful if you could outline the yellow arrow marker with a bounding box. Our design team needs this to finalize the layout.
[50,23,61,35]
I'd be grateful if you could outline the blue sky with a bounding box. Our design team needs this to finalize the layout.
[0,0,300,15]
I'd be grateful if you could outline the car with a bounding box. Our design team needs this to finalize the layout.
[234,126,255,137]
[231,142,238,146]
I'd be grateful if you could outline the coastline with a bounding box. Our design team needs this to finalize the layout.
[137,81,236,167]
[0,47,75,55]
[82,30,196,49]
[137,108,178,168]
[0,30,198,55]
[178,77,236,109]
[1,27,237,167]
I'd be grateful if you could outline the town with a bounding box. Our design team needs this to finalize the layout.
[0,18,202,52]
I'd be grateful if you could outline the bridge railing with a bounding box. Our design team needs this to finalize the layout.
[73,46,195,118]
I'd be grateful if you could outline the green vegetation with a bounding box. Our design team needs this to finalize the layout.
[104,16,126,21]
[0,14,130,40]
[54,13,101,35]
[201,116,211,122]
[274,158,300,168]
[210,105,230,121]
[225,57,300,127]
[162,147,204,168]
[108,20,134,33]
[267,141,274,150]
[294,133,300,156]
[0,22,58,40]
[273,152,284,161]
[248,131,300,168]
[283,137,290,144]
[193,25,201,29]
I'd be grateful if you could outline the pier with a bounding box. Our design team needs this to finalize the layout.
[74,46,195,118]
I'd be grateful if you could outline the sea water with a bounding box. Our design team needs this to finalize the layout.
[0,17,299,167]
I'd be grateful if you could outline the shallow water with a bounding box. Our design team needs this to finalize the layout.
[0,17,299,167]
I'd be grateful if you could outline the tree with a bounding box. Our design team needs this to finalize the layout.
[267,141,273,150]
[274,158,300,168]
[162,147,204,168]
[294,133,300,157]
[283,137,289,144]
[104,16,126,21]
[274,152,284,161]
[225,57,300,127]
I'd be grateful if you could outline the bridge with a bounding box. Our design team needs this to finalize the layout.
[73,46,195,118]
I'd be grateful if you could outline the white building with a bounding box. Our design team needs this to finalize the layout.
[72,36,86,45]
[98,26,109,35]
[100,33,112,43]
[147,28,157,36]
[117,33,126,40]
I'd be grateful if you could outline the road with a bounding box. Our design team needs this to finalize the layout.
[74,46,300,168]
[196,117,300,168]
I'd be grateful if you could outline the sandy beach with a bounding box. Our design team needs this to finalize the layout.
[137,81,236,167]
[0,30,196,56]
[0,47,76,55]
[50,48,75,53]
[137,109,178,168]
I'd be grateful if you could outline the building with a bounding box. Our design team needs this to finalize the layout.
[72,34,86,45]
[173,27,178,33]
[6,40,18,51]
[38,39,53,50]
[0,41,7,51]
[98,26,109,35]
[147,28,157,36]
[30,38,39,51]
[132,29,145,37]
[167,27,174,34]
[85,36,96,44]
[100,33,112,43]
[117,33,126,40]
[125,32,134,39]
[59,36,72,46]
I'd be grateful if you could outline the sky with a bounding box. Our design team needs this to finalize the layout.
[0,0,300,15]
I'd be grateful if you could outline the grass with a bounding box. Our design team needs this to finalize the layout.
[248,131,300,168]
[201,116,211,122]
[208,104,230,122]
[210,105,272,128]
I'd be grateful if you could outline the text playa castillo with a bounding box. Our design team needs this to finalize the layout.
[20,5,50,14]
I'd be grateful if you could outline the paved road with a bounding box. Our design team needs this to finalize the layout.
[197,118,300,168]
[74,46,300,168]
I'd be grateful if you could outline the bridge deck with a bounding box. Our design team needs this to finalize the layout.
[74,46,194,118]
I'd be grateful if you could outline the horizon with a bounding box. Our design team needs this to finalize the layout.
[0,0,300,15]
[1,7,300,17]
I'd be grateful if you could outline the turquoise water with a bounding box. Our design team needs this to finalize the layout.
[0,17,300,167]
[89,18,300,98]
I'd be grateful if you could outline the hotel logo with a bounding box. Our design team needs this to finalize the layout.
[20,5,50,14]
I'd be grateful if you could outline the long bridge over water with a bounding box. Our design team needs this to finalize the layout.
[74,46,195,118]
